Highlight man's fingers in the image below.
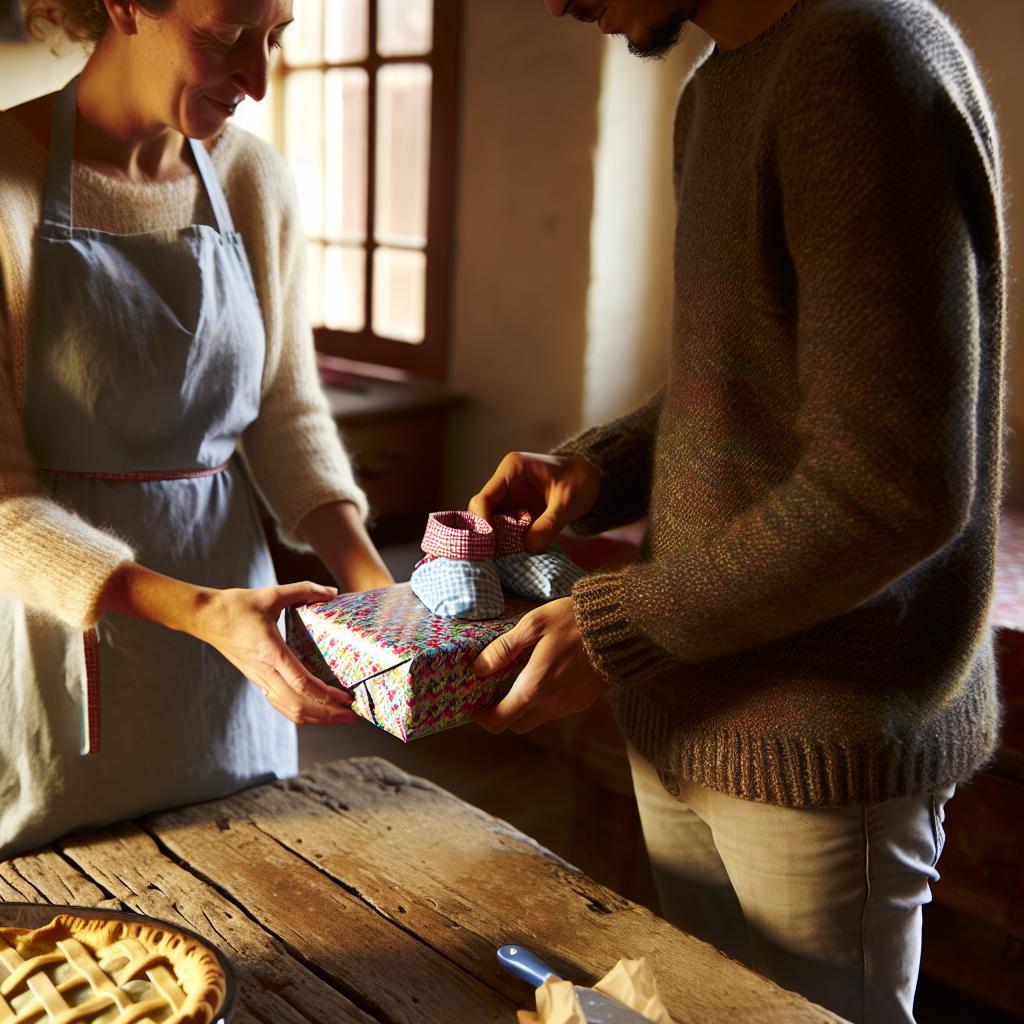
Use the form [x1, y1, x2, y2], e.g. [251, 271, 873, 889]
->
[508, 708, 553, 734]
[524, 508, 565, 554]
[474, 617, 539, 678]
[468, 457, 517, 519]
[472, 676, 538, 734]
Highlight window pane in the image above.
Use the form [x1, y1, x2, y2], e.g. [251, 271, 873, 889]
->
[375, 63, 432, 248]
[325, 0, 369, 63]
[378, 0, 433, 57]
[306, 242, 325, 327]
[284, 0, 323, 66]
[324, 69, 368, 244]
[285, 71, 324, 238]
[373, 247, 426, 344]
[324, 246, 366, 331]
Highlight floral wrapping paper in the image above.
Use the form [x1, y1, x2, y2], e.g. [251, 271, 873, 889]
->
[286, 583, 535, 742]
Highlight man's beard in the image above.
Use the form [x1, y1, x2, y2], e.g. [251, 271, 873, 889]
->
[626, 14, 686, 60]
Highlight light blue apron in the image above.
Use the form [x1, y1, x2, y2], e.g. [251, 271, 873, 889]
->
[0, 76, 296, 858]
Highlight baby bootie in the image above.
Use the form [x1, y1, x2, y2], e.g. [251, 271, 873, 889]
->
[411, 510, 505, 619]
[421, 509, 496, 560]
[495, 545, 586, 601]
[492, 509, 533, 557]
[410, 556, 505, 620]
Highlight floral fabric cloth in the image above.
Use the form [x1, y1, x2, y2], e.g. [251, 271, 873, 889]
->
[288, 583, 534, 741]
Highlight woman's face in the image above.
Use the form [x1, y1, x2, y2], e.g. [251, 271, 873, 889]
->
[127, 0, 293, 138]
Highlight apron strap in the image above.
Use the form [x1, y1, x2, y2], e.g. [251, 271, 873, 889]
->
[41, 73, 237, 236]
[41, 75, 78, 228]
[189, 137, 237, 235]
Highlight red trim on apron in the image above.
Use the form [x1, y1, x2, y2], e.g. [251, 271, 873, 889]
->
[37, 461, 232, 482]
[82, 627, 102, 754]
[42, 461, 232, 755]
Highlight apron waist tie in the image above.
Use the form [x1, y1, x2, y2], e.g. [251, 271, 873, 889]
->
[83, 628, 102, 754]
[38, 460, 232, 482]
[39, 460, 233, 755]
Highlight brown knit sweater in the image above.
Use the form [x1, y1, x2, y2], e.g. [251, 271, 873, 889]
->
[558, 0, 1006, 806]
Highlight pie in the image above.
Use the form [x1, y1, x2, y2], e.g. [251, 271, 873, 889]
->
[0, 913, 226, 1023]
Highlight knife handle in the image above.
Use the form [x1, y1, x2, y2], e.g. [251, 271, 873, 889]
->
[497, 945, 564, 988]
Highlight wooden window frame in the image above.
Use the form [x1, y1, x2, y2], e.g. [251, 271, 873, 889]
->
[273, 0, 461, 381]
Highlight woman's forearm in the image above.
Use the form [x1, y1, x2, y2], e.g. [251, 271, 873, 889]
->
[96, 561, 211, 632]
[296, 500, 393, 592]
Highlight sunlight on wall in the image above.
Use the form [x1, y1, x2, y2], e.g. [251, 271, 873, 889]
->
[583, 29, 708, 428]
[0, 36, 84, 109]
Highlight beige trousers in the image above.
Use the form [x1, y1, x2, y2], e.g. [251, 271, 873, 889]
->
[627, 745, 953, 1024]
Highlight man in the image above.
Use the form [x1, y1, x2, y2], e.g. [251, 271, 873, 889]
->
[468, 1, 1005, 1021]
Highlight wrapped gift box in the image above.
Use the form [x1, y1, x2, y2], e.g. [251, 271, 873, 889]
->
[286, 583, 535, 742]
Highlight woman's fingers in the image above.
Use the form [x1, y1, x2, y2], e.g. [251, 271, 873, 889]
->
[468, 479, 505, 520]
[273, 580, 339, 610]
[272, 643, 352, 709]
[256, 667, 356, 725]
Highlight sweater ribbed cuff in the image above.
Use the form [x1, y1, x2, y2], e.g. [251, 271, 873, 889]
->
[0, 495, 136, 629]
[572, 571, 673, 686]
[553, 429, 652, 538]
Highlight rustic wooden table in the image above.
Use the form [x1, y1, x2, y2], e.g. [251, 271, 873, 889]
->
[0, 757, 845, 1023]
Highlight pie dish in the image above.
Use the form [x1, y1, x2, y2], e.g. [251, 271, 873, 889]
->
[0, 910, 228, 1023]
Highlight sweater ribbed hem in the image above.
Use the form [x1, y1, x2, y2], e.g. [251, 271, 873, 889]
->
[572, 571, 673, 682]
[611, 648, 1002, 807]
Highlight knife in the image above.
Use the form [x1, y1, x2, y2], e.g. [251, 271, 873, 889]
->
[497, 944, 654, 1024]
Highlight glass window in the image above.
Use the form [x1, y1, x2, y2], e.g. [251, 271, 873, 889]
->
[239, 0, 458, 376]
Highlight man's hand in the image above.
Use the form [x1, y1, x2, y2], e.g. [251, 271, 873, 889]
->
[472, 597, 607, 733]
[469, 452, 600, 554]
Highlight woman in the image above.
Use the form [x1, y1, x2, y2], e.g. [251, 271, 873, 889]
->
[0, 0, 393, 857]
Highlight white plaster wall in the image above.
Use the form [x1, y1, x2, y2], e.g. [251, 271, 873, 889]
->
[582, 28, 707, 429]
[0, 34, 84, 108]
[441, 1, 604, 505]
[934, 0, 1024, 503]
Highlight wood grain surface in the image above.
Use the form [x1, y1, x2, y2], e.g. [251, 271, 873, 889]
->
[0, 757, 846, 1023]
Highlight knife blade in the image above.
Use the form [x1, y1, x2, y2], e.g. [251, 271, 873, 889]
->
[497, 944, 654, 1024]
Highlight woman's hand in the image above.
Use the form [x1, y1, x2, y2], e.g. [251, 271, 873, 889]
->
[185, 581, 356, 725]
[98, 565, 355, 725]
[469, 453, 601, 553]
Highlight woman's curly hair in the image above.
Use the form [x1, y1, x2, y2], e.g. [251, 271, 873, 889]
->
[23, 0, 174, 44]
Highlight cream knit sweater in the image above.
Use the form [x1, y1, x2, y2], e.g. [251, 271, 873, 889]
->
[0, 109, 368, 631]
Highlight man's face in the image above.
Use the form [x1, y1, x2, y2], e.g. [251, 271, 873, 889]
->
[543, 0, 695, 59]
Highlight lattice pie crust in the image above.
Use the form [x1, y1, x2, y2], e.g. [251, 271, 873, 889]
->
[0, 914, 225, 1023]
